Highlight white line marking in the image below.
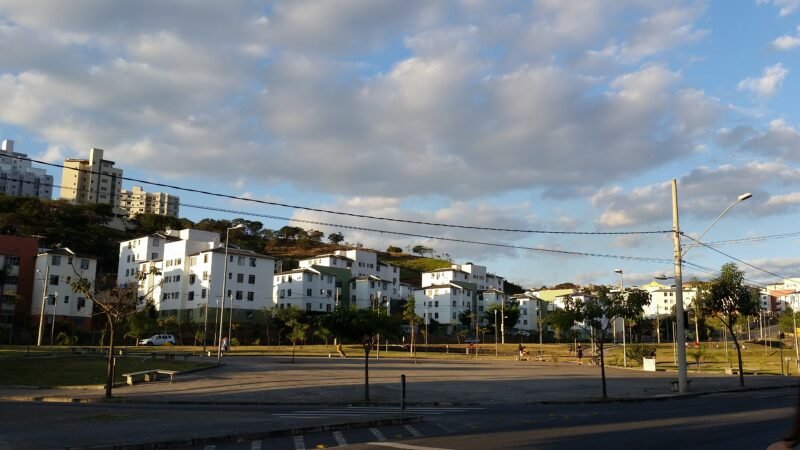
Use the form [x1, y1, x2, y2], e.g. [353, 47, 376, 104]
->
[404, 424, 422, 437]
[293, 435, 305, 450]
[366, 443, 453, 450]
[251, 441, 262, 450]
[203, 446, 215, 450]
[333, 431, 347, 446]
[436, 423, 453, 433]
[370, 427, 387, 442]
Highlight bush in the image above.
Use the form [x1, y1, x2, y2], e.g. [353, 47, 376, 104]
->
[625, 344, 657, 364]
[230, 337, 241, 346]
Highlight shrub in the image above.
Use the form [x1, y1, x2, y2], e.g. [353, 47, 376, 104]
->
[625, 344, 657, 364]
[230, 337, 241, 346]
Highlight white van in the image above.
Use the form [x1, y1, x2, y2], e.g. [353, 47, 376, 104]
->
[138, 334, 176, 346]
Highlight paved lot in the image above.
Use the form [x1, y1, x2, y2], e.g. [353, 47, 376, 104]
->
[1, 355, 796, 449]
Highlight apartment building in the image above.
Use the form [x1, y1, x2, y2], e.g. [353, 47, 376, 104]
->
[511, 293, 544, 332]
[273, 267, 338, 312]
[422, 262, 504, 292]
[117, 231, 183, 286]
[0, 235, 38, 331]
[124, 229, 275, 323]
[31, 248, 96, 330]
[413, 281, 477, 325]
[119, 186, 180, 217]
[0, 139, 53, 200]
[60, 148, 123, 211]
[640, 280, 698, 318]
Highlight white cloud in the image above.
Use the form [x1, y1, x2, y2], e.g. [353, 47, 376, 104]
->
[757, 0, 800, 16]
[772, 26, 800, 49]
[737, 64, 789, 97]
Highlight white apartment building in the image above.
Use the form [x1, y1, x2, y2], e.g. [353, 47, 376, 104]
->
[414, 281, 477, 325]
[31, 248, 96, 329]
[422, 262, 504, 292]
[119, 186, 180, 217]
[117, 231, 184, 286]
[60, 147, 123, 211]
[273, 267, 338, 312]
[350, 275, 396, 310]
[640, 281, 698, 317]
[512, 294, 544, 332]
[0, 139, 53, 200]
[123, 229, 275, 323]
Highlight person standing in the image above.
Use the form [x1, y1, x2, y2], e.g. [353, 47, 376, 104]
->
[220, 336, 229, 356]
[577, 343, 584, 365]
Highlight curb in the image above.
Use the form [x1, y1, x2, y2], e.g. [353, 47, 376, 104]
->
[65, 415, 423, 450]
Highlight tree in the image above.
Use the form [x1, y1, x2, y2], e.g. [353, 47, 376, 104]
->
[484, 302, 520, 334]
[386, 245, 402, 253]
[322, 305, 401, 401]
[561, 287, 650, 399]
[71, 267, 161, 398]
[328, 232, 345, 245]
[402, 296, 422, 358]
[412, 245, 433, 257]
[545, 308, 574, 342]
[457, 310, 473, 328]
[696, 263, 760, 387]
[287, 319, 309, 363]
[313, 324, 332, 346]
[125, 307, 156, 345]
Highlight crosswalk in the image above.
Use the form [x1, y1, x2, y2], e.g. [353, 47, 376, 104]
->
[199, 422, 452, 450]
[273, 405, 484, 419]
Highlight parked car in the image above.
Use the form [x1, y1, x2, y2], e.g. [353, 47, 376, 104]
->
[511, 329, 531, 337]
[138, 334, 176, 346]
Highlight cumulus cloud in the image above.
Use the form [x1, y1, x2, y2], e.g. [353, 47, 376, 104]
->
[720, 119, 800, 162]
[757, 0, 800, 16]
[737, 64, 789, 97]
[772, 26, 800, 49]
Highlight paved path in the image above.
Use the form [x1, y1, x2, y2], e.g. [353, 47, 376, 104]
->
[1, 355, 797, 449]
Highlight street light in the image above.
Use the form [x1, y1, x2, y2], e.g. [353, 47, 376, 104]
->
[614, 269, 626, 367]
[217, 224, 245, 362]
[671, 179, 751, 393]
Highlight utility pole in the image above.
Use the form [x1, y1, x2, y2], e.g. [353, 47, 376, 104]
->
[671, 179, 689, 393]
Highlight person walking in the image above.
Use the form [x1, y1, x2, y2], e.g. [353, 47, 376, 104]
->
[220, 336, 229, 356]
[577, 343, 583, 365]
[336, 342, 347, 358]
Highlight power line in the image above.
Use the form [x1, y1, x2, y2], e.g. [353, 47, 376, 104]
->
[181, 203, 675, 265]
[704, 231, 800, 246]
[16, 155, 671, 236]
[682, 234, 793, 283]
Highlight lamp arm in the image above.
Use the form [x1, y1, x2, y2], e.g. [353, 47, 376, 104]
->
[681, 199, 743, 259]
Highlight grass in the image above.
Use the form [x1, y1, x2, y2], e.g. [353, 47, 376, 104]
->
[0, 346, 215, 386]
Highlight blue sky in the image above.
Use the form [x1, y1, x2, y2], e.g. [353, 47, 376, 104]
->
[1, 0, 799, 289]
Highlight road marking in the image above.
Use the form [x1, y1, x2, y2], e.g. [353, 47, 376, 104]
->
[293, 435, 305, 450]
[333, 431, 347, 446]
[251, 441, 262, 450]
[370, 427, 387, 442]
[436, 423, 453, 433]
[404, 424, 422, 437]
[367, 443, 453, 450]
[203, 446, 215, 450]
[274, 406, 484, 419]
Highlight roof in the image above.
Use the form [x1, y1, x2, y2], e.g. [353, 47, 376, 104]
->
[202, 246, 274, 260]
[312, 265, 352, 278]
[302, 253, 354, 262]
[274, 267, 321, 276]
[426, 267, 468, 274]
[38, 247, 96, 260]
[449, 281, 478, 291]
[351, 275, 383, 282]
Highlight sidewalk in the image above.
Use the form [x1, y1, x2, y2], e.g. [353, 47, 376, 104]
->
[1, 356, 796, 449]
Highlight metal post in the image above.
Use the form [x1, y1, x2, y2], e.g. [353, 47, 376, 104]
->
[217, 226, 237, 362]
[494, 309, 498, 356]
[501, 299, 505, 344]
[227, 294, 233, 347]
[793, 295, 799, 369]
[616, 269, 626, 367]
[37, 264, 50, 346]
[49, 292, 58, 348]
[671, 179, 689, 392]
[202, 302, 208, 353]
[400, 374, 406, 417]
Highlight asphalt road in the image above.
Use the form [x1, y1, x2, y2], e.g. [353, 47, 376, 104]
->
[198, 387, 799, 450]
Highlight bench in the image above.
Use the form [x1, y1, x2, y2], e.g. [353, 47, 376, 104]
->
[122, 370, 156, 386]
[149, 352, 191, 361]
[725, 367, 759, 376]
[122, 369, 180, 385]
[669, 379, 693, 392]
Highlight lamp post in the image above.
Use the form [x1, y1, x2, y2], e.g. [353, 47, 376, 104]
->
[202, 302, 209, 354]
[36, 265, 50, 346]
[494, 309, 498, 356]
[49, 292, 58, 348]
[615, 269, 625, 367]
[671, 179, 751, 393]
[217, 224, 244, 362]
[501, 298, 505, 344]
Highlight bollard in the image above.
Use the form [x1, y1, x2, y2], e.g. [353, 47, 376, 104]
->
[400, 374, 406, 417]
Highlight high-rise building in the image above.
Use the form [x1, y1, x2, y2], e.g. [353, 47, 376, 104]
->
[0, 139, 53, 200]
[60, 148, 123, 210]
[119, 186, 180, 217]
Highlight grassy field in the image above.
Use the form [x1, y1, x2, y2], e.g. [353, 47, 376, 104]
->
[1, 339, 795, 386]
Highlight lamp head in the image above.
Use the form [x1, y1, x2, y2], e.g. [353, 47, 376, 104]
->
[738, 193, 752, 202]
[614, 269, 623, 274]
[231, 224, 246, 230]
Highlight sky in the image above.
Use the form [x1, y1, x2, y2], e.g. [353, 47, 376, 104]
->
[1, 0, 799, 290]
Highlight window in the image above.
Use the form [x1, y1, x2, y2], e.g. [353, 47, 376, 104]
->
[306, 303, 312, 311]
[247, 292, 254, 301]
[434, 312, 439, 319]
[189, 274, 196, 285]
[63, 295, 69, 304]
[188, 291, 195, 301]
[280, 290, 285, 298]
[435, 301, 439, 307]
[248, 275, 255, 284]
[203, 254, 208, 263]
[126, 254, 131, 263]
[235, 291, 243, 300]
[80, 259, 90, 270]
[49, 275, 59, 285]
[237, 273, 244, 283]
[307, 288, 312, 297]
[201, 289, 207, 299]
[238, 256, 245, 265]
[452, 301, 457, 306]
[202, 271, 208, 280]
[174, 274, 180, 282]
[326, 304, 332, 312]
[151, 252, 158, 260]
[153, 239, 160, 247]
[287, 289, 292, 297]
[77, 297, 86, 310]
[228, 272, 232, 280]
[190, 256, 197, 266]
[176, 258, 182, 265]
[51, 255, 61, 266]
[250, 258, 256, 267]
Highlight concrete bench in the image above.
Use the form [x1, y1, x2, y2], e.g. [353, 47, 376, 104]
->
[151, 369, 179, 383]
[149, 352, 191, 361]
[670, 379, 693, 392]
[122, 370, 156, 385]
[725, 367, 759, 375]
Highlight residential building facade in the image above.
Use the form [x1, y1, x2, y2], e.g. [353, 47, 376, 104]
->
[0, 235, 38, 331]
[273, 267, 337, 312]
[0, 139, 53, 200]
[30, 248, 96, 330]
[119, 186, 180, 217]
[414, 281, 477, 326]
[422, 262, 504, 292]
[60, 148, 123, 211]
